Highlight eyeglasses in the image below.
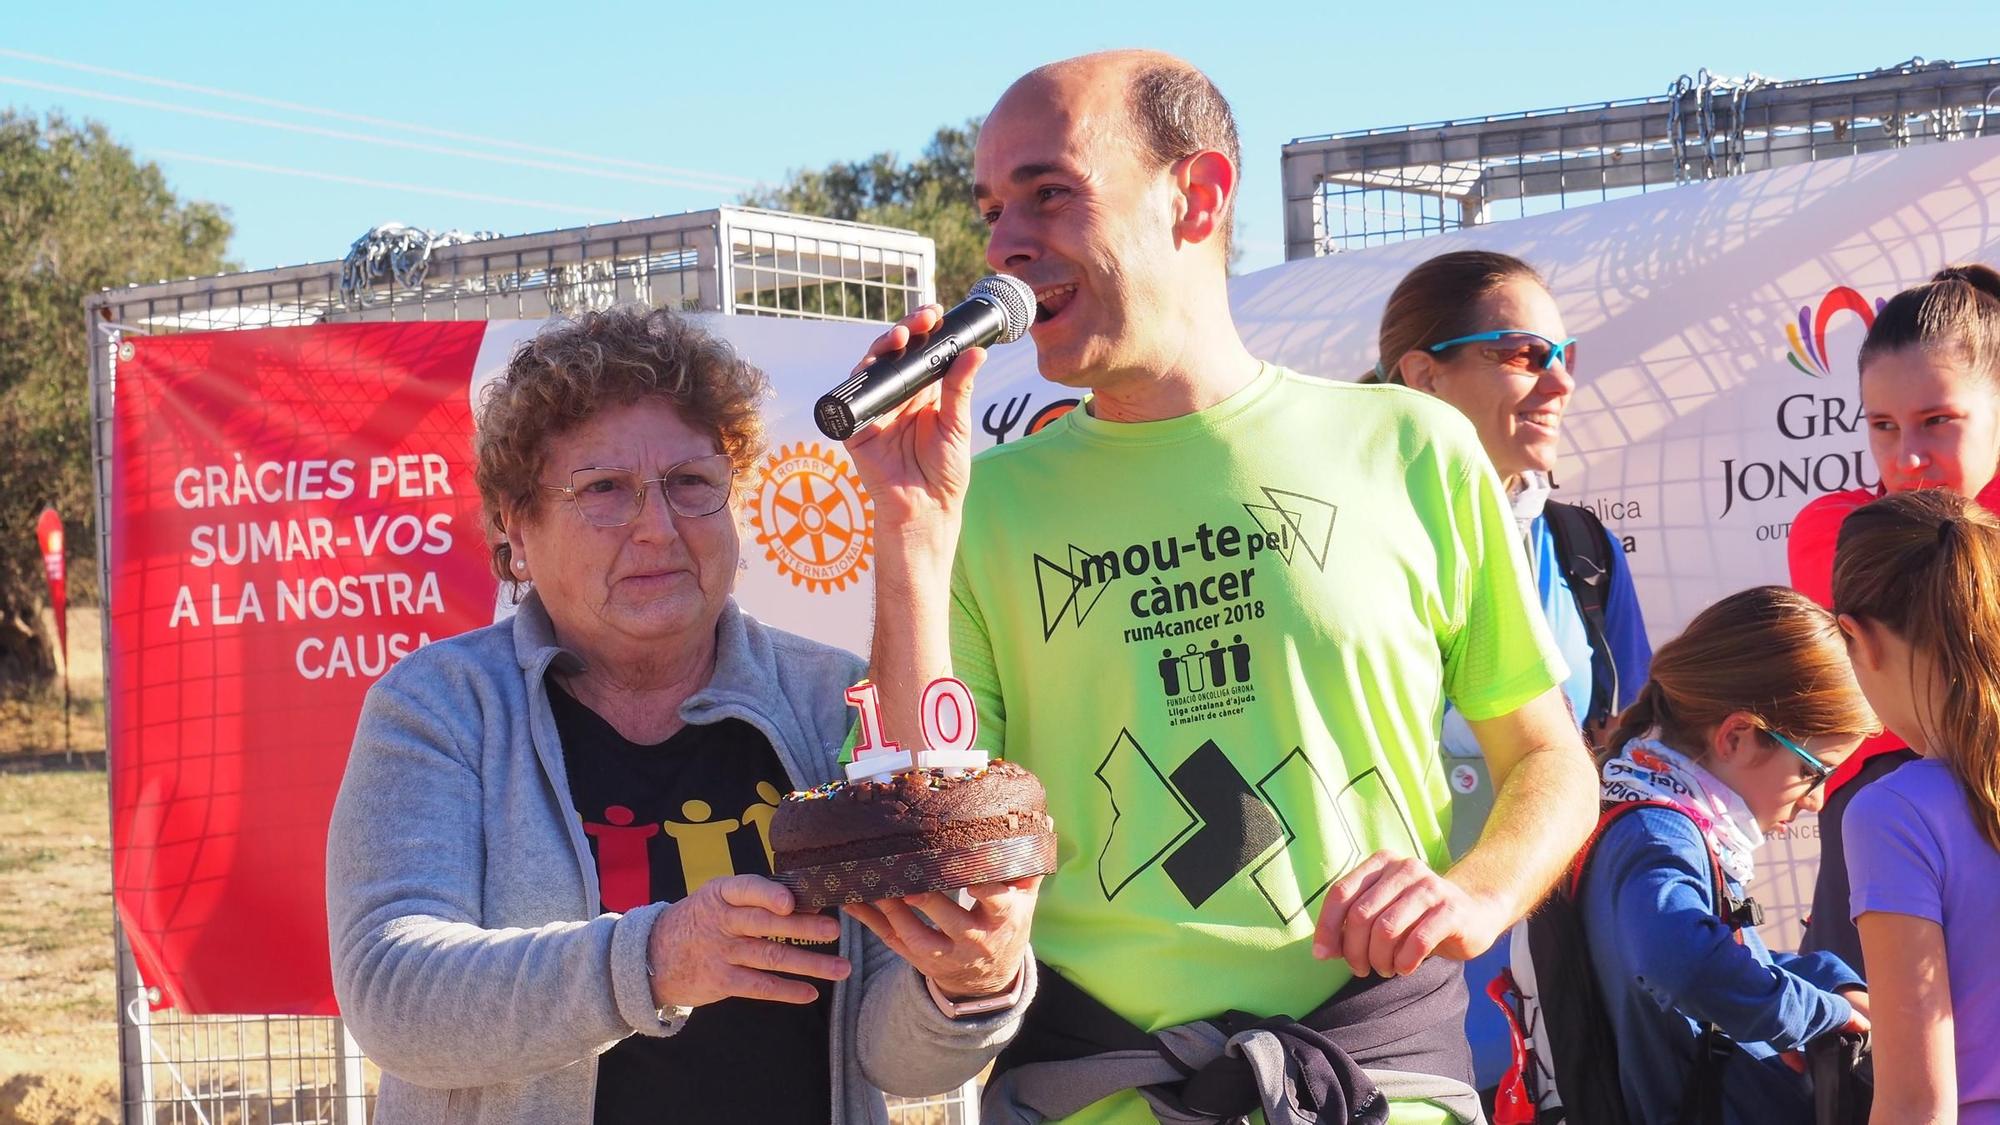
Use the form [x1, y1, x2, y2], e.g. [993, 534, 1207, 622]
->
[1427, 329, 1579, 376]
[541, 455, 736, 526]
[1766, 729, 1834, 797]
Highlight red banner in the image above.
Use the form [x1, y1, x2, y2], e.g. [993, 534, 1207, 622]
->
[36, 506, 65, 661]
[109, 322, 496, 1014]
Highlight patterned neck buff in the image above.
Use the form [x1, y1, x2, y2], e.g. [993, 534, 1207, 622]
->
[1600, 736, 1764, 885]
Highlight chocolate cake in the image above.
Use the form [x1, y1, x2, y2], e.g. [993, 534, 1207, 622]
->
[771, 761, 1057, 909]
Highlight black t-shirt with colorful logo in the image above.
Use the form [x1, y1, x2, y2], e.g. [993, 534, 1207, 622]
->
[550, 679, 831, 1125]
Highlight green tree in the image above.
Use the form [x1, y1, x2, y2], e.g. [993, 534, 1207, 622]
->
[0, 111, 233, 684]
[744, 118, 989, 303]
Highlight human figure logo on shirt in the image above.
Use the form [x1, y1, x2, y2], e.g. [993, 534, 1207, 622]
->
[580, 781, 784, 912]
[1158, 634, 1254, 697]
[1157, 634, 1260, 727]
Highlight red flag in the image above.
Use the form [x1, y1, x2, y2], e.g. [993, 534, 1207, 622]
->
[35, 506, 66, 664]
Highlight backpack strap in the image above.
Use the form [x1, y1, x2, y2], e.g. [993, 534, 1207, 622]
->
[1544, 502, 1619, 733]
[1570, 801, 1757, 933]
[1565, 801, 1661, 899]
[1574, 800, 1756, 1125]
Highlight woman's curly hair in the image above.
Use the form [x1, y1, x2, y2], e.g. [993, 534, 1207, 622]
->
[474, 305, 770, 583]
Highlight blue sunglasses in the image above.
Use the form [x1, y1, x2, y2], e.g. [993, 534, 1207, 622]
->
[1426, 329, 1578, 375]
[1766, 729, 1834, 796]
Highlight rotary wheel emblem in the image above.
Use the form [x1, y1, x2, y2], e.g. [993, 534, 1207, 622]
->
[750, 442, 873, 593]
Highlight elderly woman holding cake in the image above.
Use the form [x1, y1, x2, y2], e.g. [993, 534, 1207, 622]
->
[326, 306, 1039, 1125]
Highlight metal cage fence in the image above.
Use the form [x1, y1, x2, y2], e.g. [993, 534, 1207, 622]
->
[84, 208, 969, 1124]
[1282, 55, 2000, 257]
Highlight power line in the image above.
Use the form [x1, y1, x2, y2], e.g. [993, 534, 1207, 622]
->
[0, 75, 740, 195]
[148, 149, 628, 219]
[0, 47, 755, 190]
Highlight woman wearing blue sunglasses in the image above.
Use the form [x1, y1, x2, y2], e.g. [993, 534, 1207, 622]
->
[1371, 250, 1651, 754]
[1370, 251, 1659, 1098]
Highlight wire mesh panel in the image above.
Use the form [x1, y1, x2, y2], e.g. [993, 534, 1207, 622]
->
[723, 207, 934, 322]
[115, 985, 366, 1125]
[85, 208, 948, 1125]
[1282, 55, 2000, 257]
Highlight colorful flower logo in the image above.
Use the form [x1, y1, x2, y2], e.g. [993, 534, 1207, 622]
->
[749, 442, 873, 594]
[1785, 286, 1888, 377]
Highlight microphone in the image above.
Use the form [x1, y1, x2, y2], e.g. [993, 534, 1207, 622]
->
[814, 274, 1036, 441]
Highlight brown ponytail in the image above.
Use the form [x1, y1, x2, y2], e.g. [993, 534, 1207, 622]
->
[1374, 251, 1546, 385]
[1857, 263, 2000, 385]
[1834, 489, 2000, 850]
[1601, 678, 1669, 766]
[1599, 586, 1879, 767]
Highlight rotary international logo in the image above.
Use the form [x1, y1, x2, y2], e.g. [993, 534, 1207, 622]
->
[749, 442, 873, 594]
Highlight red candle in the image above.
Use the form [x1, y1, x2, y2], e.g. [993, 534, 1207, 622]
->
[843, 677, 988, 781]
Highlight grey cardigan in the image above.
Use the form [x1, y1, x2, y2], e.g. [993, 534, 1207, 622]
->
[327, 594, 1034, 1123]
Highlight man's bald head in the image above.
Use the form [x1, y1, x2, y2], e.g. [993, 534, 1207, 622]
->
[994, 51, 1243, 261]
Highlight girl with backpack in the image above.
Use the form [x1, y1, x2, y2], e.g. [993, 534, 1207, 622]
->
[1789, 264, 2000, 975]
[1578, 586, 1876, 1124]
[1833, 489, 2000, 1124]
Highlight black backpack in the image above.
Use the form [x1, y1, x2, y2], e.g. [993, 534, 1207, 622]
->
[1543, 501, 1619, 735]
[1492, 800, 1759, 1125]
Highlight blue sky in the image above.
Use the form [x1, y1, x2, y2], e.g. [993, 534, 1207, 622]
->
[5, 2, 1992, 277]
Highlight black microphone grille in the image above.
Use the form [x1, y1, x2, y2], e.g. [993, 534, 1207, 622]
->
[969, 274, 1036, 345]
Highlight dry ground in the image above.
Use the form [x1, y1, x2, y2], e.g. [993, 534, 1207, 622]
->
[0, 769, 118, 1124]
[1, 608, 105, 768]
[1, 607, 118, 1123]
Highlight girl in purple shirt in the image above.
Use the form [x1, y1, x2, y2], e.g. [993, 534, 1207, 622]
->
[1834, 487, 2000, 1125]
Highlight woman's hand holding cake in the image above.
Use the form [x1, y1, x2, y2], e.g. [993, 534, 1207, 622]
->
[644, 874, 852, 1010]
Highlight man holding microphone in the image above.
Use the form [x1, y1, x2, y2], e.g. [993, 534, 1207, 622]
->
[841, 50, 1598, 1124]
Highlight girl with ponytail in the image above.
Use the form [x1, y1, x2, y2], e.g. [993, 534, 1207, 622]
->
[1579, 586, 1878, 1124]
[1833, 489, 2000, 1123]
[1790, 262, 2000, 975]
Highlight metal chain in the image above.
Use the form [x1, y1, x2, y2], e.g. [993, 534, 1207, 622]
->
[1667, 56, 1988, 178]
[1667, 73, 1694, 181]
[339, 223, 498, 308]
[1669, 67, 1773, 183]
[1867, 57, 1964, 146]
[547, 259, 621, 315]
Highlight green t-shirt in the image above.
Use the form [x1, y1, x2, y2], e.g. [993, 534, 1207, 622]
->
[950, 365, 1566, 1124]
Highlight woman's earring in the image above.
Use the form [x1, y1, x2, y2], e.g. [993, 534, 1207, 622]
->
[513, 557, 527, 574]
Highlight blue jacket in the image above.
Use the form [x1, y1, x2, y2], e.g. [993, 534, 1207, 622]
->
[1578, 806, 1861, 1125]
